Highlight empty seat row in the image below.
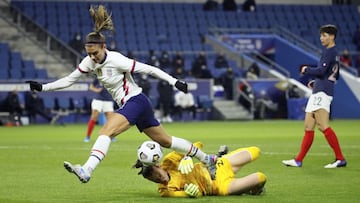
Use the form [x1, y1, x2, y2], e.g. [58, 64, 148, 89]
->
[0, 43, 49, 80]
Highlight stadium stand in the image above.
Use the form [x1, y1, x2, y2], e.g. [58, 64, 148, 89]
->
[3, 1, 360, 120]
[0, 42, 49, 80]
[10, 2, 360, 70]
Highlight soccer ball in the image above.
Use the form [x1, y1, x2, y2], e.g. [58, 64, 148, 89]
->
[137, 141, 163, 165]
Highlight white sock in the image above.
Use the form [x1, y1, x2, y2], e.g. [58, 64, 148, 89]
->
[170, 136, 207, 163]
[83, 135, 111, 174]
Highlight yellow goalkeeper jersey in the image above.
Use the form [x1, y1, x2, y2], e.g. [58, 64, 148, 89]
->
[157, 150, 216, 197]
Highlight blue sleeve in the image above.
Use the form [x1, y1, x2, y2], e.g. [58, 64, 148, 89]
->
[304, 48, 337, 78]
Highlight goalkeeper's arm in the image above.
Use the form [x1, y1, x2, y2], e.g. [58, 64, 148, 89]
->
[159, 184, 201, 198]
[178, 156, 194, 174]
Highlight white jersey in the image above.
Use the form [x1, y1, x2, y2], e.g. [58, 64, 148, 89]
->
[42, 51, 177, 107]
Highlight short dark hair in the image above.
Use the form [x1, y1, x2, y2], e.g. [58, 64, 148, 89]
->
[319, 24, 337, 39]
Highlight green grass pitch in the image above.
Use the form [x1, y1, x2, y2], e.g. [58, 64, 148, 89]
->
[0, 120, 359, 203]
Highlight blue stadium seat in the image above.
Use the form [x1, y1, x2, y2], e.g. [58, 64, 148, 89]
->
[10, 60, 22, 70]
[0, 69, 9, 80]
[36, 69, 48, 79]
[9, 68, 22, 79]
[42, 96, 55, 111]
[23, 60, 36, 70]
[10, 52, 23, 69]
[56, 97, 71, 111]
[71, 96, 87, 111]
[12, 1, 359, 62]
[197, 95, 213, 110]
[23, 69, 36, 79]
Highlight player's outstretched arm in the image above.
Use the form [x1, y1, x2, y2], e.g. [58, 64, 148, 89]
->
[26, 69, 83, 91]
[133, 61, 188, 93]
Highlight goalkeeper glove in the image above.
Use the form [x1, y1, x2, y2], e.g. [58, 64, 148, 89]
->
[184, 183, 199, 198]
[175, 80, 188, 93]
[178, 156, 193, 174]
[26, 81, 43, 91]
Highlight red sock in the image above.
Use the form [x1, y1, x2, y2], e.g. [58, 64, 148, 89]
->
[295, 130, 314, 162]
[323, 127, 345, 160]
[86, 119, 96, 138]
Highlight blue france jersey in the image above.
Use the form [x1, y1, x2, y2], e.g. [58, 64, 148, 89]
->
[93, 78, 113, 101]
[304, 46, 339, 96]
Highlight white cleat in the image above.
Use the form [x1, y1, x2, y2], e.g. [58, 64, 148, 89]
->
[282, 159, 302, 167]
[84, 137, 90, 143]
[324, 160, 347, 169]
[64, 161, 91, 183]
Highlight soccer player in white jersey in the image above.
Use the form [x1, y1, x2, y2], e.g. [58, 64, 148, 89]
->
[26, 5, 216, 183]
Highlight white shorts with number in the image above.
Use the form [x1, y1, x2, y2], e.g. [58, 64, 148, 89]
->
[305, 92, 333, 113]
[91, 99, 114, 112]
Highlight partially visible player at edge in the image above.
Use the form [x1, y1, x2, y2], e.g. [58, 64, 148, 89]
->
[26, 5, 216, 183]
[84, 78, 115, 143]
[282, 24, 347, 168]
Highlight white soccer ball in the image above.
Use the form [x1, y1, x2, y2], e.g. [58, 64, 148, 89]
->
[137, 141, 163, 165]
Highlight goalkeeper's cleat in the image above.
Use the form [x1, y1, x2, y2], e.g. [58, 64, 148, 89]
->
[217, 145, 229, 157]
[282, 159, 302, 167]
[64, 161, 91, 183]
[324, 159, 347, 169]
[247, 184, 266, 196]
[84, 136, 90, 143]
[206, 154, 218, 180]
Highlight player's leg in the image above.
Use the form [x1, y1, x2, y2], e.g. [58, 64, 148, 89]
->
[314, 109, 346, 168]
[85, 99, 101, 142]
[103, 100, 115, 120]
[65, 113, 131, 183]
[84, 109, 99, 142]
[227, 172, 267, 195]
[125, 93, 215, 165]
[295, 112, 316, 161]
[224, 147, 260, 173]
[282, 112, 316, 167]
[143, 126, 215, 165]
[103, 101, 116, 141]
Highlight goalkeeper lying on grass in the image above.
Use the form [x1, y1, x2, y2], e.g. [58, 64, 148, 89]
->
[133, 142, 267, 198]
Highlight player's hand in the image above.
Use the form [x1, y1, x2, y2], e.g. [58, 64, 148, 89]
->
[300, 66, 307, 74]
[175, 80, 188, 93]
[26, 81, 42, 91]
[184, 183, 199, 198]
[178, 156, 193, 174]
[307, 80, 314, 89]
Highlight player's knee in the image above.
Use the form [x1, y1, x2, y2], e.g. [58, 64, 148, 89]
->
[248, 146, 261, 161]
[256, 172, 267, 184]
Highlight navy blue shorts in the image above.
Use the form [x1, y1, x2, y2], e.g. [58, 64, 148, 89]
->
[116, 93, 160, 132]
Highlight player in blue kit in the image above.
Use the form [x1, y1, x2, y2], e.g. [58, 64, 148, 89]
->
[84, 78, 115, 143]
[26, 5, 216, 183]
[282, 24, 346, 169]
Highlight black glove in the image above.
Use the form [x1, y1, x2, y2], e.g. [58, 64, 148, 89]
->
[175, 80, 188, 93]
[26, 81, 43, 91]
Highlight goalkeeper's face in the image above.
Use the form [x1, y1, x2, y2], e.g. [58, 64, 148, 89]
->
[144, 166, 169, 184]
